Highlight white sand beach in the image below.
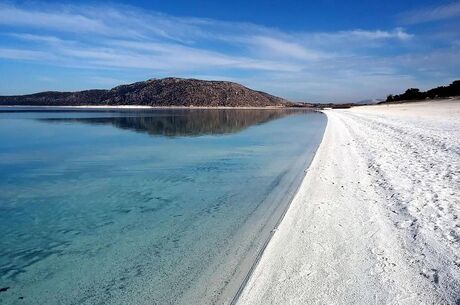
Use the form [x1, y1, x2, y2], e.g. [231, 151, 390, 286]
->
[237, 100, 460, 304]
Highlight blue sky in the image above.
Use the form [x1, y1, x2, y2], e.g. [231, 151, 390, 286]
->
[0, 0, 459, 102]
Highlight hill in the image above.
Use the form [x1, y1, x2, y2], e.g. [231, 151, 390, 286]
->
[0, 78, 296, 108]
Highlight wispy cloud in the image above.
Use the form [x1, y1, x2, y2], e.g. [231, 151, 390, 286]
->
[341, 28, 412, 40]
[400, 1, 460, 24]
[9, 33, 302, 72]
[0, 3, 410, 72]
[245, 36, 327, 60]
[0, 47, 52, 60]
[311, 28, 412, 41]
[0, 4, 111, 34]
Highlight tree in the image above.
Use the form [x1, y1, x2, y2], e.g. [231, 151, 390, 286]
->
[386, 94, 394, 102]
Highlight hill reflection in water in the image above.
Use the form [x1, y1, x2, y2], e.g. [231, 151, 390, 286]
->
[39, 109, 310, 137]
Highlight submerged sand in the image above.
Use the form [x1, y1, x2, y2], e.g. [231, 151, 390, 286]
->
[237, 100, 460, 304]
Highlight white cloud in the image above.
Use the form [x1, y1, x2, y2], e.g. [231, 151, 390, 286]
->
[246, 36, 326, 60]
[303, 28, 412, 47]
[344, 28, 412, 40]
[8, 33, 74, 44]
[0, 4, 110, 34]
[400, 2, 460, 24]
[0, 48, 52, 60]
[7, 34, 301, 72]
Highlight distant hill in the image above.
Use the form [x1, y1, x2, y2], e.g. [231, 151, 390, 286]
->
[0, 78, 297, 108]
[385, 80, 460, 103]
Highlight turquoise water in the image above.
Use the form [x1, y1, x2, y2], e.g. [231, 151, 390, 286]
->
[0, 108, 326, 305]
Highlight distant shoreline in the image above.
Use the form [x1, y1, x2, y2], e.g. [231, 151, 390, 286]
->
[0, 105, 313, 110]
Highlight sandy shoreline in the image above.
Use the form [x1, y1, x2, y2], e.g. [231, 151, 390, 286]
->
[237, 100, 460, 304]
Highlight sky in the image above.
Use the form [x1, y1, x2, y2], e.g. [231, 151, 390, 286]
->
[0, 0, 459, 102]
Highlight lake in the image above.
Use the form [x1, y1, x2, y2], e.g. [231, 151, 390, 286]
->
[0, 108, 326, 305]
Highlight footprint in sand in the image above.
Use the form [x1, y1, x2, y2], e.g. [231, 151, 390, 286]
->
[398, 219, 414, 229]
[421, 268, 439, 285]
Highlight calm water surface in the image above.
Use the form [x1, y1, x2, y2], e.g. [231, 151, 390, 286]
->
[0, 108, 326, 305]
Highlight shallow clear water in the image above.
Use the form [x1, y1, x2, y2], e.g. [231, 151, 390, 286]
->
[0, 108, 326, 305]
